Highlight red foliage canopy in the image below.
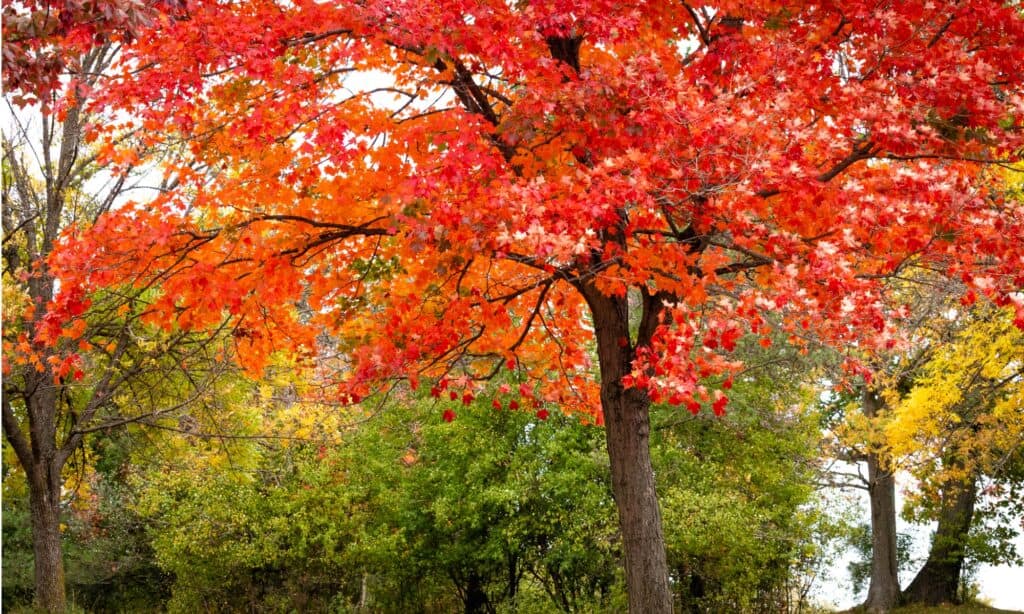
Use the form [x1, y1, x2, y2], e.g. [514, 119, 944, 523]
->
[45, 0, 1024, 417]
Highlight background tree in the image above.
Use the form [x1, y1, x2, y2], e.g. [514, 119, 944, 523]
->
[822, 272, 974, 611]
[132, 384, 622, 614]
[826, 272, 1024, 610]
[121, 336, 833, 613]
[104, 334, 833, 614]
[1, 45, 236, 611]
[886, 306, 1024, 605]
[652, 332, 833, 613]
[38, 2, 1024, 611]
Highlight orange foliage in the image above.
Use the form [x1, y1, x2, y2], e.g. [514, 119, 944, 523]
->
[42, 0, 1024, 418]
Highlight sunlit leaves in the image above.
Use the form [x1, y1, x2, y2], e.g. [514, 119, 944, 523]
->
[40, 0, 1024, 421]
[886, 307, 1024, 495]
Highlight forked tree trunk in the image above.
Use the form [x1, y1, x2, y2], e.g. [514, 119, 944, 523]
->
[902, 474, 977, 606]
[862, 390, 900, 613]
[585, 285, 673, 614]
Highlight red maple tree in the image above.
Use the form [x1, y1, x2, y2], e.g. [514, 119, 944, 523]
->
[35, 1, 1024, 610]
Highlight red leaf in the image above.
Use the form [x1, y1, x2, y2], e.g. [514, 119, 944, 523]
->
[712, 394, 728, 416]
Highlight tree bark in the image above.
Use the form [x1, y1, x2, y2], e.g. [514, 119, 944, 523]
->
[23, 370, 70, 613]
[603, 384, 673, 614]
[11, 374, 69, 612]
[4, 337, 74, 614]
[28, 464, 67, 613]
[902, 475, 977, 605]
[862, 390, 900, 613]
[584, 285, 673, 614]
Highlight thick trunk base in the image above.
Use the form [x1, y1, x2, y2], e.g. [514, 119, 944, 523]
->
[902, 564, 962, 606]
[902, 478, 976, 606]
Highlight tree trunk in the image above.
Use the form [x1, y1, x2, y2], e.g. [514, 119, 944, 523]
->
[687, 572, 706, 614]
[862, 390, 900, 613]
[4, 368, 71, 613]
[603, 385, 673, 614]
[902, 475, 977, 605]
[28, 460, 67, 613]
[359, 573, 369, 610]
[463, 572, 490, 614]
[584, 285, 673, 614]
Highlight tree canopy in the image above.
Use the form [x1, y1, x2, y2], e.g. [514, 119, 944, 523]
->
[4, 0, 1024, 611]
[49, 0, 1024, 403]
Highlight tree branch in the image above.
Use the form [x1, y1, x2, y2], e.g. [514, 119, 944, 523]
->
[2, 392, 35, 481]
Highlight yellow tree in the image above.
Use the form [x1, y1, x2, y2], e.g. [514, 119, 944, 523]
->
[883, 307, 1024, 606]
[827, 275, 961, 612]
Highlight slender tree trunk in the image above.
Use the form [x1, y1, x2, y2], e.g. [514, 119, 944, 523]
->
[359, 573, 369, 610]
[7, 369, 71, 613]
[28, 460, 67, 613]
[5, 372, 72, 614]
[2, 48, 114, 614]
[902, 475, 977, 605]
[584, 285, 673, 614]
[862, 390, 900, 613]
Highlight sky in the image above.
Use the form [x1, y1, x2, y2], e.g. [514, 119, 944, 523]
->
[812, 470, 1024, 611]
[980, 562, 1024, 609]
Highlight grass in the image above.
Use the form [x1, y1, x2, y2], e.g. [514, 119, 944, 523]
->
[839, 604, 1022, 614]
[890, 605, 1022, 614]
